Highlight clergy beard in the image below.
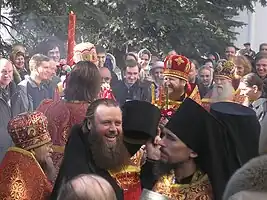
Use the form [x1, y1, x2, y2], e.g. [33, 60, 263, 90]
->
[88, 127, 130, 171]
[39, 157, 56, 182]
[155, 161, 177, 177]
[210, 82, 234, 102]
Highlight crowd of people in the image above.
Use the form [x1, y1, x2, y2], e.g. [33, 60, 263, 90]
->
[0, 38, 267, 200]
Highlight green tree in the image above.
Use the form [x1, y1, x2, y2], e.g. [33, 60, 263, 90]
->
[1, 0, 266, 60]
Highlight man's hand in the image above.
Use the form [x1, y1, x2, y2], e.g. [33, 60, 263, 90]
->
[145, 127, 161, 161]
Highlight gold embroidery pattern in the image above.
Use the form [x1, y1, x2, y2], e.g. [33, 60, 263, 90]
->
[214, 60, 235, 79]
[164, 69, 189, 81]
[130, 149, 144, 167]
[109, 150, 143, 190]
[153, 170, 213, 200]
[8, 112, 51, 151]
[175, 57, 185, 65]
[0, 147, 52, 200]
[155, 85, 202, 110]
[10, 181, 26, 199]
[37, 100, 89, 181]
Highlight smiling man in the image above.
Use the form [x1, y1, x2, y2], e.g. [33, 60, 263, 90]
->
[51, 99, 130, 200]
[51, 99, 161, 200]
[202, 59, 246, 111]
[12, 54, 52, 114]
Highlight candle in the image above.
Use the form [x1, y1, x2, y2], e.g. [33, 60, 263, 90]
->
[151, 84, 155, 104]
[165, 86, 169, 109]
[67, 11, 76, 67]
[159, 86, 163, 107]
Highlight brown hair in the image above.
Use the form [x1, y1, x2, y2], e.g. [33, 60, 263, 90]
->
[28, 54, 50, 72]
[82, 98, 119, 132]
[255, 52, 267, 63]
[125, 52, 138, 62]
[9, 51, 25, 63]
[64, 61, 101, 101]
[233, 55, 252, 75]
[241, 73, 263, 91]
[124, 59, 141, 74]
[259, 43, 267, 51]
[85, 98, 119, 121]
[57, 174, 117, 200]
[190, 59, 200, 70]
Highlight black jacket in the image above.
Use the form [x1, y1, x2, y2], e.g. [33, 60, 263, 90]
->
[0, 82, 17, 162]
[112, 80, 151, 106]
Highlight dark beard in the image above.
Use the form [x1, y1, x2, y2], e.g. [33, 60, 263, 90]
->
[88, 128, 130, 171]
[155, 161, 177, 178]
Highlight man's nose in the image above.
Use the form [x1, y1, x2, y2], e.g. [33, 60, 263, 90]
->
[49, 146, 53, 153]
[240, 90, 246, 95]
[109, 123, 116, 131]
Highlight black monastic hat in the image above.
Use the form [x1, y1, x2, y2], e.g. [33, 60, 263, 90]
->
[122, 100, 161, 155]
[210, 102, 260, 169]
[165, 98, 232, 200]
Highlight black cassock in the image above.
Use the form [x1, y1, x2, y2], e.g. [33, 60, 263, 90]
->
[50, 124, 155, 200]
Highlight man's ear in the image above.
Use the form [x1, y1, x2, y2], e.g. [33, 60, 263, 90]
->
[252, 85, 259, 93]
[87, 120, 92, 130]
[190, 151, 198, 158]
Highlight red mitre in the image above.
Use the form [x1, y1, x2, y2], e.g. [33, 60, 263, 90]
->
[7, 111, 51, 151]
[164, 54, 191, 81]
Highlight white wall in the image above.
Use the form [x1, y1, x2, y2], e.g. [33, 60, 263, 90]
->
[0, 7, 16, 44]
[233, 3, 267, 52]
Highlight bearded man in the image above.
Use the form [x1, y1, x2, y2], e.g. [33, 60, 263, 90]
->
[154, 54, 201, 121]
[141, 98, 259, 200]
[51, 99, 161, 200]
[0, 111, 55, 200]
[202, 59, 246, 111]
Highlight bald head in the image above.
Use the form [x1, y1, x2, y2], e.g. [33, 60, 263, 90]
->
[58, 174, 117, 200]
[0, 58, 13, 87]
[99, 67, 112, 84]
[0, 58, 11, 66]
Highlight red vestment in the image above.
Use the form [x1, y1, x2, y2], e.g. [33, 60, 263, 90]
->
[109, 149, 144, 200]
[37, 99, 89, 177]
[0, 147, 52, 200]
[99, 88, 116, 100]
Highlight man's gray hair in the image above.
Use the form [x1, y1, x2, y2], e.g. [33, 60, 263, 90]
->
[57, 174, 117, 200]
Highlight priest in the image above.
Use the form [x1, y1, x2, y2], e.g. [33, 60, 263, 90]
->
[0, 111, 54, 200]
[153, 54, 202, 122]
[202, 59, 246, 111]
[50, 99, 161, 200]
[142, 98, 258, 200]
